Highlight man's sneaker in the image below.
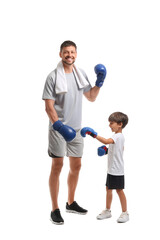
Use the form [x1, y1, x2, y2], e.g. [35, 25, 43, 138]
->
[66, 201, 88, 215]
[97, 209, 112, 220]
[117, 211, 129, 223]
[50, 209, 64, 225]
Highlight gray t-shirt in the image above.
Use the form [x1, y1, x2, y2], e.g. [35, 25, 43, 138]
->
[42, 68, 92, 130]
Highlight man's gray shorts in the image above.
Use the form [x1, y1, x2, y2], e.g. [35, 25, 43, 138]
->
[48, 129, 84, 158]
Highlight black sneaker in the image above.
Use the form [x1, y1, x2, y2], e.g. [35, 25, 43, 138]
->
[50, 209, 64, 225]
[66, 201, 88, 215]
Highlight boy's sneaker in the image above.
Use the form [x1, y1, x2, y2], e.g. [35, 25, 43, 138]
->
[97, 209, 112, 220]
[50, 209, 64, 225]
[117, 211, 129, 223]
[66, 201, 88, 215]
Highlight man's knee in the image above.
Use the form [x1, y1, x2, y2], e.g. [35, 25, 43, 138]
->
[51, 159, 63, 175]
[74, 162, 81, 172]
[69, 158, 82, 174]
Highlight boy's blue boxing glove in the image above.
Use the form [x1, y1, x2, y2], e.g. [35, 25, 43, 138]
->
[52, 120, 76, 142]
[98, 145, 108, 156]
[80, 127, 97, 138]
[94, 64, 107, 87]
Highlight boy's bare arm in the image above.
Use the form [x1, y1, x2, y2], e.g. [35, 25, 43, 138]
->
[96, 135, 114, 145]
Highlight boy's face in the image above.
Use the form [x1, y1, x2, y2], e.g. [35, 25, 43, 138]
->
[109, 121, 123, 133]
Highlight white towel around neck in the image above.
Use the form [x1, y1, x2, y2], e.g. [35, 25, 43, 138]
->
[55, 61, 89, 94]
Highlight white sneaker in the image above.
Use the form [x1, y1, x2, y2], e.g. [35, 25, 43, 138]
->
[97, 209, 112, 220]
[117, 211, 129, 223]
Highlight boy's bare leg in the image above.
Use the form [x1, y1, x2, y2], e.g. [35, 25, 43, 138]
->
[116, 189, 127, 212]
[106, 187, 113, 209]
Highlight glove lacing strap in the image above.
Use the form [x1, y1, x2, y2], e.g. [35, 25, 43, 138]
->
[86, 131, 96, 138]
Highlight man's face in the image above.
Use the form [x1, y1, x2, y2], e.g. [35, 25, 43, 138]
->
[59, 46, 77, 65]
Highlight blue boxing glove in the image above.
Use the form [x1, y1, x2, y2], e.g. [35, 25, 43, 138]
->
[98, 145, 108, 156]
[80, 127, 97, 138]
[52, 120, 76, 142]
[94, 64, 107, 87]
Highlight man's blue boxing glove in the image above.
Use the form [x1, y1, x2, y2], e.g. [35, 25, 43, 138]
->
[80, 127, 97, 138]
[94, 64, 107, 87]
[98, 145, 108, 156]
[52, 120, 76, 142]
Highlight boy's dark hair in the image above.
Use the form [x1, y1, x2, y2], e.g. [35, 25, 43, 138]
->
[108, 112, 128, 129]
[60, 40, 77, 52]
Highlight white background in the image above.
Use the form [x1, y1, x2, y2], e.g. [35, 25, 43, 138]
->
[0, 0, 160, 239]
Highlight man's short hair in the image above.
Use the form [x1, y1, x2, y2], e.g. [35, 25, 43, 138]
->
[108, 112, 128, 129]
[60, 40, 77, 52]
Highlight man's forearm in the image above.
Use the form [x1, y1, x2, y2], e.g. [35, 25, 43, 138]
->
[46, 107, 59, 124]
[88, 86, 100, 101]
[45, 100, 59, 124]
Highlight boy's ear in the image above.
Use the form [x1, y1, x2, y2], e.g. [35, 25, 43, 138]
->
[118, 122, 123, 128]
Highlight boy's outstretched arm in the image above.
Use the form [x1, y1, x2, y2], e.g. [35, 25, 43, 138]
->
[81, 127, 114, 144]
[80, 127, 114, 145]
[96, 135, 114, 145]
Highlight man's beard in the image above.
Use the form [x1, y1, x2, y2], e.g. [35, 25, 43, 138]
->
[62, 57, 75, 65]
[62, 60, 75, 65]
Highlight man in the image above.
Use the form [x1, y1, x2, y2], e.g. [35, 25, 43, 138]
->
[42, 40, 107, 224]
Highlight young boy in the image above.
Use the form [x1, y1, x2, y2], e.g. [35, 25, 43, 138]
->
[81, 112, 129, 223]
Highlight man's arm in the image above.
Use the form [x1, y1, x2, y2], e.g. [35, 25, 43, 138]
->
[83, 64, 107, 102]
[45, 99, 76, 142]
[83, 86, 100, 102]
[45, 99, 58, 124]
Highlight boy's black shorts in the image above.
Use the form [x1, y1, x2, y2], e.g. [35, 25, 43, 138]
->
[106, 174, 125, 189]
